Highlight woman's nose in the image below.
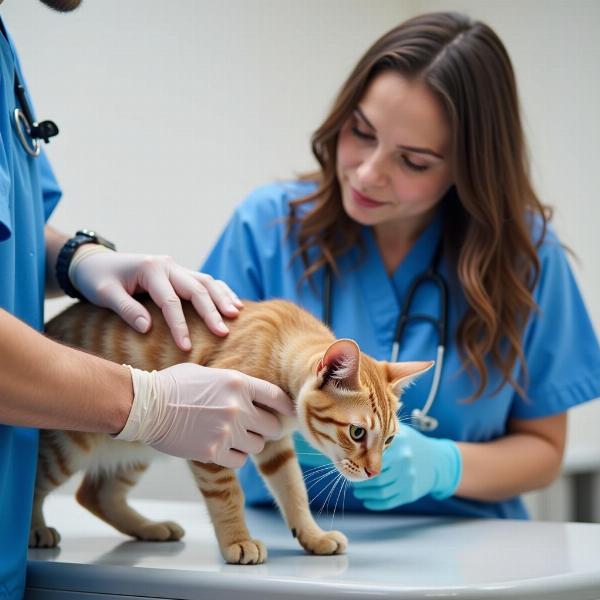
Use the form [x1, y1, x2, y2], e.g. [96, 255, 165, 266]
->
[356, 151, 387, 188]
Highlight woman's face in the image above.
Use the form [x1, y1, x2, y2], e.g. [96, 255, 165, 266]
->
[336, 71, 453, 232]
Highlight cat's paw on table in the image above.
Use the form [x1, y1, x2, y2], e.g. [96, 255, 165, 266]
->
[223, 538, 267, 564]
[298, 527, 348, 555]
[29, 525, 61, 548]
[132, 520, 185, 541]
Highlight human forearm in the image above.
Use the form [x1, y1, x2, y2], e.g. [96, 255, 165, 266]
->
[456, 414, 566, 501]
[44, 224, 68, 297]
[0, 308, 132, 433]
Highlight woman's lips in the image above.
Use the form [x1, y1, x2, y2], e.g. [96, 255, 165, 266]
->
[351, 187, 387, 209]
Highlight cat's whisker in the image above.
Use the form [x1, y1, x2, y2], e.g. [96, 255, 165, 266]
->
[342, 478, 349, 521]
[330, 475, 347, 529]
[302, 464, 337, 480]
[302, 463, 336, 475]
[303, 471, 335, 487]
[308, 471, 342, 507]
[317, 473, 345, 520]
[396, 415, 416, 423]
[301, 458, 346, 478]
[321, 475, 344, 515]
[305, 468, 338, 494]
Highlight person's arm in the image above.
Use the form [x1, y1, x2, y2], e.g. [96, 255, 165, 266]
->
[456, 413, 566, 501]
[44, 224, 68, 297]
[0, 307, 131, 432]
[353, 413, 566, 510]
[0, 307, 294, 468]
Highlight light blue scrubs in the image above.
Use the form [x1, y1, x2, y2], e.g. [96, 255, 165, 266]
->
[202, 181, 600, 520]
[0, 21, 61, 600]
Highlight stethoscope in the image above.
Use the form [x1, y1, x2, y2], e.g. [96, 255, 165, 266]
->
[323, 241, 448, 432]
[0, 18, 59, 157]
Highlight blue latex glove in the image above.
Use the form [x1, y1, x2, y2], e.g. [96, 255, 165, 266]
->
[352, 425, 462, 510]
[293, 431, 331, 467]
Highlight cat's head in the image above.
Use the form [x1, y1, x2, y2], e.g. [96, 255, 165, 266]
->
[296, 339, 433, 482]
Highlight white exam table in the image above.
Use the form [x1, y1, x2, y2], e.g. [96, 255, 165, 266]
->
[26, 494, 600, 599]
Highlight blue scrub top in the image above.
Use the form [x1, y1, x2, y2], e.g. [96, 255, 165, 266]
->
[0, 22, 61, 600]
[201, 180, 600, 520]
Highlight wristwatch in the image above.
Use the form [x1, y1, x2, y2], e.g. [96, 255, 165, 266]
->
[55, 229, 116, 299]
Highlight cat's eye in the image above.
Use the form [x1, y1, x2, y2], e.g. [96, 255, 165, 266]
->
[385, 435, 395, 445]
[349, 424, 366, 442]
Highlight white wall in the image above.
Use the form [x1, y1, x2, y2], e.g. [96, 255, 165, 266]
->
[3, 0, 599, 510]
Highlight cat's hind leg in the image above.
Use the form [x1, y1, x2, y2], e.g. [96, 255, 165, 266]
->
[29, 430, 97, 548]
[189, 461, 266, 565]
[76, 462, 184, 541]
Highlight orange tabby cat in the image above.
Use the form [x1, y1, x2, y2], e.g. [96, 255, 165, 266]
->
[30, 297, 432, 564]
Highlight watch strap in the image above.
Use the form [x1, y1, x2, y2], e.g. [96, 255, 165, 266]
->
[55, 230, 116, 300]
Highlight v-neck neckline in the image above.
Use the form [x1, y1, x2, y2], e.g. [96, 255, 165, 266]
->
[352, 212, 443, 355]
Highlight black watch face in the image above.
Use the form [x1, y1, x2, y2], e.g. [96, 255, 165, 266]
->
[76, 229, 116, 251]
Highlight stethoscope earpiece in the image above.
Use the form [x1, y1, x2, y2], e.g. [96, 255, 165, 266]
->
[411, 409, 439, 432]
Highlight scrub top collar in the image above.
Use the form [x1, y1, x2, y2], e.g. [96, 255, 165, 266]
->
[352, 210, 443, 356]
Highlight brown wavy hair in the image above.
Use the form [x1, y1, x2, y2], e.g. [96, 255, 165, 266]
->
[287, 12, 552, 401]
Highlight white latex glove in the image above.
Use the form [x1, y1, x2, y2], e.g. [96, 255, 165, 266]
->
[116, 363, 295, 469]
[69, 246, 242, 351]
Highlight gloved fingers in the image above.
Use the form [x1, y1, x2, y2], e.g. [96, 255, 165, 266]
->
[168, 269, 240, 337]
[140, 270, 193, 352]
[363, 494, 408, 511]
[352, 470, 398, 489]
[381, 445, 413, 469]
[96, 281, 153, 334]
[246, 374, 295, 417]
[352, 481, 402, 501]
[232, 431, 266, 456]
[192, 272, 244, 313]
[247, 406, 283, 440]
[217, 449, 248, 470]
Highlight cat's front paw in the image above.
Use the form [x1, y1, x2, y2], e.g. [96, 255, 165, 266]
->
[223, 539, 267, 565]
[298, 528, 347, 555]
[133, 520, 185, 541]
[29, 526, 61, 548]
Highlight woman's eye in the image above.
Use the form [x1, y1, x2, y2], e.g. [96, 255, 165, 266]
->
[401, 155, 429, 172]
[349, 424, 366, 442]
[351, 125, 375, 141]
[385, 435, 395, 445]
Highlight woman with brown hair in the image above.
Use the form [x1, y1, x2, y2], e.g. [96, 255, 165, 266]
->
[202, 12, 600, 518]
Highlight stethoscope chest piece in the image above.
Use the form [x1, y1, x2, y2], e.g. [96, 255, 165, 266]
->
[411, 408, 439, 432]
[13, 108, 59, 158]
[14, 108, 40, 157]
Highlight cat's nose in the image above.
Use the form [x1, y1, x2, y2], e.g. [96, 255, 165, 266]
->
[364, 467, 379, 478]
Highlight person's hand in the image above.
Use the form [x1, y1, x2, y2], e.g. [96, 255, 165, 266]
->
[293, 431, 332, 467]
[352, 425, 462, 510]
[115, 363, 295, 469]
[69, 246, 242, 351]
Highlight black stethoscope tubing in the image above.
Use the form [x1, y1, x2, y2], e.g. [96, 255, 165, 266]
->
[0, 18, 59, 158]
[322, 241, 448, 431]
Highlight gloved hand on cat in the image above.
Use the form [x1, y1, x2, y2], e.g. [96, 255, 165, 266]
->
[114, 363, 294, 469]
[352, 424, 462, 510]
[68, 245, 242, 351]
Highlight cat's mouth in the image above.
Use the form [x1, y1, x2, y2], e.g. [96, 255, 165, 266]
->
[334, 458, 370, 482]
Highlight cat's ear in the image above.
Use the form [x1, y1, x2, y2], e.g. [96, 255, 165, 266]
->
[316, 339, 361, 390]
[385, 360, 434, 396]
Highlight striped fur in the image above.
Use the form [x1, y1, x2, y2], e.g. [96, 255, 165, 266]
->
[31, 297, 431, 563]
